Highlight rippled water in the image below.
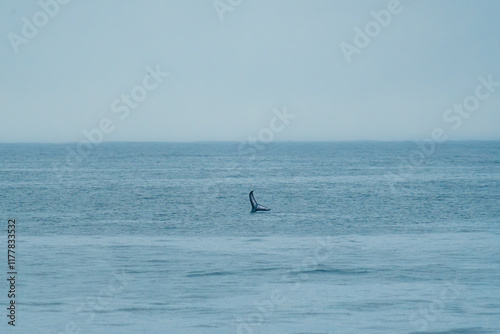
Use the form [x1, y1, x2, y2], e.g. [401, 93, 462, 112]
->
[0, 142, 499, 333]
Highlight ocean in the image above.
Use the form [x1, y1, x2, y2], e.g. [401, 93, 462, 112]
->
[0, 141, 499, 333]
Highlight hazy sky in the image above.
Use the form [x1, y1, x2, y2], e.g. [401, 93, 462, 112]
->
[1, 0, 499, 142]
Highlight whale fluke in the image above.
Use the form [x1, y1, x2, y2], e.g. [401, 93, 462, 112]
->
[249, 191, 270, 213]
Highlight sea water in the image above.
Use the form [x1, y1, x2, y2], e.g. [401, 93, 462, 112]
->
[0, 142, 499, 333]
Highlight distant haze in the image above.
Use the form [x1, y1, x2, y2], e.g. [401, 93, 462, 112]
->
[1, 0, 499, 143]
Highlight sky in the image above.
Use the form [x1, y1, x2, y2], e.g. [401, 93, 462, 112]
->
[0, 0, 499, 143]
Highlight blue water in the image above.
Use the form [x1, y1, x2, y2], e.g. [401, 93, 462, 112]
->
[0, 142, 499, 333]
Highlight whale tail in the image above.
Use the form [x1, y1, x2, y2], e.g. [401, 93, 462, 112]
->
[249, 191, 270, 213]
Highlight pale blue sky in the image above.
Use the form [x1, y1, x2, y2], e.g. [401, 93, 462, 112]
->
[1, 0, 499, 142]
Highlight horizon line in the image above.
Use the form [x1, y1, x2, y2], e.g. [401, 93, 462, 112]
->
[0, 139, 499, 145]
